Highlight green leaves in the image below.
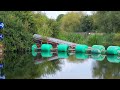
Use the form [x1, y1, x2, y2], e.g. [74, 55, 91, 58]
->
[79, 16, 93, 32]
[0, 11, 35, 51]
[93, 11, 120, 33]
[60, 12, 82, 32]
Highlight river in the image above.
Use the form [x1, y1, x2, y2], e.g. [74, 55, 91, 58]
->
[0, 52, 120, 79]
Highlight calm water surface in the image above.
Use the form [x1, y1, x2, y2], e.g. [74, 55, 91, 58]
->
[0, 52, 120, 79]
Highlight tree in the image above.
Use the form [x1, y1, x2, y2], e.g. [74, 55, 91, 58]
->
[78, 15, 93, 32]
[60, 12, 84, 32]
[32, 12, 52, 37]
[92, 11, 120, 33]
[56, 14, 64, 21]
[0, 11, 36, 51]
[0, 11, 54, 51]
[47, 19, 59, 38]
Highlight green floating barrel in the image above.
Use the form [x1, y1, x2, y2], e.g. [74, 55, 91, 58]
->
[57, 44, 69, 52]
[106, 46, 120, 55]
[58, 52, 69, 58]
[75, 52, 88, 60]
[32, 44, 38, 52]
[41, 51, 53, 57]
[32, 51, 37, 57]
[41, 44, 53, 52]
[91, 45, 105, 54]
[75, 44, 88, 53]
[91, 54, 105, 61]
[107, 55, 120, 63]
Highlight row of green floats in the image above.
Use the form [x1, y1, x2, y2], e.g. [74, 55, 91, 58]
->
[32, 44, 120, 55]
[32, 44, 120, 63]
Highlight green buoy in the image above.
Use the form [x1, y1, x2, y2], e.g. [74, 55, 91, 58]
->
[41, 44, 53, 52]
[107, 46, 120, 55]
[75, 44, 88, 53]
[91, 45, 105, 54]
[57, 44, 69, 52]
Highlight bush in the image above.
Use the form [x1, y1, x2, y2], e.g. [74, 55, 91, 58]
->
[102, 33, 115, 47]
[113, 33, 120, 46]
[58, 31, 85, 44]
[87, 34, 104, 46]
[0, 11, 53, 52]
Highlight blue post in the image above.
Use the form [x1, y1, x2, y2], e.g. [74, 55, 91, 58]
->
[0, 22, 4, 29]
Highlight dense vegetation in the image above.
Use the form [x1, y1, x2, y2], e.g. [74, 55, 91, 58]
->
[0, 11, 120, 51]
[0, 11, 57, 51]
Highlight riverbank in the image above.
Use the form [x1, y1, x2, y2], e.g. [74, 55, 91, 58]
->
[57, 32, 120, 47]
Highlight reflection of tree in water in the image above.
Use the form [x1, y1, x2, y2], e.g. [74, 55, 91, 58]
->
[3, 52, 62, 79]
[92, 56, 120, 79]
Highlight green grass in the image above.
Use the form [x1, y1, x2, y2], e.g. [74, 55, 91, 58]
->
[57, 31, 120, 47]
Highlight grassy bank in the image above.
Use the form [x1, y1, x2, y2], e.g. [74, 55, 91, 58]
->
[57, 31, 120, 47]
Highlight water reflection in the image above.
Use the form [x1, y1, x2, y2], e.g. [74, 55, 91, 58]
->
[75, 53, 89, 60]
[32, 51, 37, 57]
[58, 52, 69, 59]
[1, 51, 120, 79]
[91, 54, 105, 61]
[92, 57, 120, 79]
[41, 51, 53, 57]
[107, 55, 120, 63]
[2, 52, 62, 79]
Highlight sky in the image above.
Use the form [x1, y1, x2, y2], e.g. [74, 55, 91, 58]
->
[41, 11, 92, 19]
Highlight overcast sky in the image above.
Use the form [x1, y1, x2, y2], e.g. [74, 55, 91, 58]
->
[41, 11, 92, 19]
